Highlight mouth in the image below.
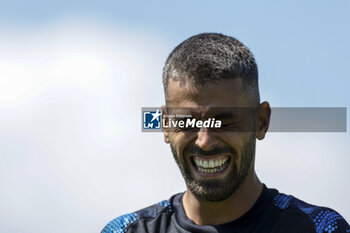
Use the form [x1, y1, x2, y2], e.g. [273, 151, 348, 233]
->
[190, 155, 231, 177]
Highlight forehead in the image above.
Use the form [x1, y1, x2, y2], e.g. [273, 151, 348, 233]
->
[166, 78, 247, 108]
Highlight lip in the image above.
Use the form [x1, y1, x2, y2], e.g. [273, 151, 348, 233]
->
[190, 154, 232, 178]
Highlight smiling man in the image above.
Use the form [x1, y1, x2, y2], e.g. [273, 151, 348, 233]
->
[102, 33, 349, 233]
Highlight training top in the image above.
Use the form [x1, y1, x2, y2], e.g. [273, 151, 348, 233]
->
[101, 185, 350, 233]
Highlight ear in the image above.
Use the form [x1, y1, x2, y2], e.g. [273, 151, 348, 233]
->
[256, 101, 271, 140]
[161, 105, 170, 143]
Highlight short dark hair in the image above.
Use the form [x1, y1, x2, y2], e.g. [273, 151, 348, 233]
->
[162, 33, 260, 104]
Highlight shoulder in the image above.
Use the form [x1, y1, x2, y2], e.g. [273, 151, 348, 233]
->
[271, 191, 350, 233]
[101, 199, 174, 233]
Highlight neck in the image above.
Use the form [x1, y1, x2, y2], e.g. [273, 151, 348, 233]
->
[182, 171, 263, 226]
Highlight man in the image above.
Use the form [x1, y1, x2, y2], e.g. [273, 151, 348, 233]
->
[102, 33, 349, 233]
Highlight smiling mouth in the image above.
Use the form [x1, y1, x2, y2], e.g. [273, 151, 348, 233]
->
[191, 155, 231, 174]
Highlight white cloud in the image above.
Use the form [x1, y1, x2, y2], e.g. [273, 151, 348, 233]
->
[0, 19, 175, 233]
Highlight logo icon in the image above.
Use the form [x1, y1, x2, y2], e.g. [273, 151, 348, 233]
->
[143, 109, 162, 129]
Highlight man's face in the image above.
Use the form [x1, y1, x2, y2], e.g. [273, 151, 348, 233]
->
[163, 78, 261, 202]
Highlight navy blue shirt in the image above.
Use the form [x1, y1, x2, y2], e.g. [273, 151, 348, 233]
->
[101, 185, 350, 233]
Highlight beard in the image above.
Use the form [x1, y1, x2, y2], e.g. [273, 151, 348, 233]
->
[170, 133, 256, 202]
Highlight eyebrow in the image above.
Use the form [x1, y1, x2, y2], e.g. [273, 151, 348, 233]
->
[212, 112, 235, 119]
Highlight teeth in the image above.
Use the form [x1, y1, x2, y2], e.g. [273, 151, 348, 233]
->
[203, 161, 208, 168]
[193, 156, 229, 172]
[209, 160, 214, 167]
[198, 167, 222, 174]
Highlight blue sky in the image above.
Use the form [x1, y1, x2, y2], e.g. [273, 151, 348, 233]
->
[0, 1, 349, 233]
[2, 0, 348, 106]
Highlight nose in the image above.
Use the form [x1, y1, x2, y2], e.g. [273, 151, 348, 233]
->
[195, 128, 218, 151]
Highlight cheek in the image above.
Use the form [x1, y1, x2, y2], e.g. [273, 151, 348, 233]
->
[219, 132, 249, 161]
[169, 131, 196, 158]
[219, 132, 244, 147]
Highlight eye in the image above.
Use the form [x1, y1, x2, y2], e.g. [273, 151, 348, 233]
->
[173, 128, 196, 135]
[219, 121, 240, 130]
